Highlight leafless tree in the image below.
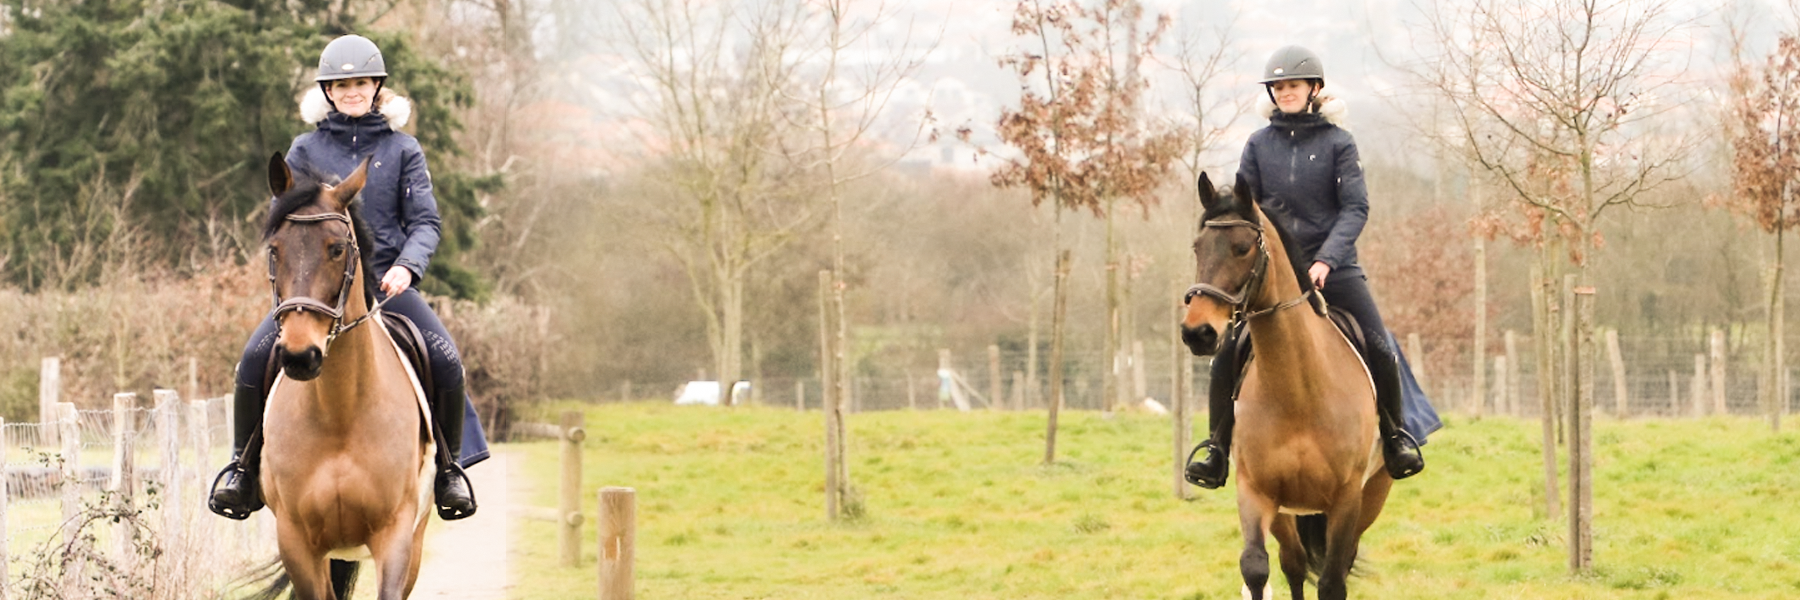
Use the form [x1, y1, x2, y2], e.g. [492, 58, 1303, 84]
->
[611, 0, 820, 406]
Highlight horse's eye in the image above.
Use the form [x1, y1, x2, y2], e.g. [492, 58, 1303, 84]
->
[1232, 241, 1254, 256]
[329, 243, 346, 260]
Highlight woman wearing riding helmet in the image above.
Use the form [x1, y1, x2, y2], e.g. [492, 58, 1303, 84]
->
[1183, 45, 1425, 489]
[209, 34, 487, 521]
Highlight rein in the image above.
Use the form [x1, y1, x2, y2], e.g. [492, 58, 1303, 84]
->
[269, 211, 389, 353]
[1184, 217, 1314, 323]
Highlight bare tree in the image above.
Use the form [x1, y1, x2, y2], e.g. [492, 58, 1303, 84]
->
[1401, 0, 1699, 531]
[975, 0, 1182, 463]
[1722, 9, 1800, 433]
[775, 0, 936, 520]
[611, 0, 819, 406]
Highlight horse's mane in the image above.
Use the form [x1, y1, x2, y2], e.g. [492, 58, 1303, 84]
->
[263, 174, 378, 305]
[1203, 184, 1315, 297]
[1255, 203, 1317, 296]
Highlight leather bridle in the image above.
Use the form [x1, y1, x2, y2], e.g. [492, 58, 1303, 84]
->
[268, 211, 387, 353]
[1183, 218, 1311, 322]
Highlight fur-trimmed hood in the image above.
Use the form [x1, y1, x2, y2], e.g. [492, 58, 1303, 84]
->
[300, 86, 412, 129]
[1260, 94, 1348, 129]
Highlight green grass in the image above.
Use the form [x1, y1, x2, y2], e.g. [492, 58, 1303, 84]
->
[508, 403, 1800, 599]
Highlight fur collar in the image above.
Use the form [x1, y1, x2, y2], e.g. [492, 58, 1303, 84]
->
[1261, 94, 1348, 129]
[300, 86, 412, 129]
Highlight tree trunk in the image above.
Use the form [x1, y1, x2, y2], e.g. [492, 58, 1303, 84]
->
[1770, 227, 1786, 433]
[720, 273, 745, 406]
[1530, 264, 1561, 521]
[1046, 249, 1071, 465]
[1103, 197, 1120, 413]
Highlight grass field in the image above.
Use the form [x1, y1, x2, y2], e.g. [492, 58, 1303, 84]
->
[507, 402, 1800, 599]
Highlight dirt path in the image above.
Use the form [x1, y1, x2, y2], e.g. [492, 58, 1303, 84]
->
[408, 449, 517, 598]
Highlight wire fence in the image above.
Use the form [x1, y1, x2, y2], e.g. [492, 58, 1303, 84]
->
[636, 329, 1792, 420]
[2, 391, 276, 598]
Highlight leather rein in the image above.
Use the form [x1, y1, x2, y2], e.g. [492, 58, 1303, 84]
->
[268, 211, 389, 353]
[1182, 218, 1314, 323]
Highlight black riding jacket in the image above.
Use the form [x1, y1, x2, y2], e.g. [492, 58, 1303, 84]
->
[1237, 99, 1368, 281]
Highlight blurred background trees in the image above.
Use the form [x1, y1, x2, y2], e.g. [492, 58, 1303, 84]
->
[1, 0, 1797, 425]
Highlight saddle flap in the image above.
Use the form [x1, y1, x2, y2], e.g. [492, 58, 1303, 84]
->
[1325, 306, 1369, 359]
[381, 310, 436, 405]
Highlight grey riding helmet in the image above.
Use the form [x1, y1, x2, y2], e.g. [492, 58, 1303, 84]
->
[315, 35, 387, 109]
[1260, 45, 1323, 108]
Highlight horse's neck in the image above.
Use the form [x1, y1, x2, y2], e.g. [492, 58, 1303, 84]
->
[301, 274, 386, 419]
[1244, 233, 1338, 376]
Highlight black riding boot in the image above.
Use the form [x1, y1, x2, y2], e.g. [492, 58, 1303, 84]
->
[208, 382, 267, 520]
[1366, 336, 1425, 479]
[1185, 323, 1245, 489]
[432, 383, 479, 520]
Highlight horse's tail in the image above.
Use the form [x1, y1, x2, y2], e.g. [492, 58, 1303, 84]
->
[235, 557, 360, 599]
[329, 559, 361, 598]
[237, 557, 289, 600]
[1295, 514, 1330, 581]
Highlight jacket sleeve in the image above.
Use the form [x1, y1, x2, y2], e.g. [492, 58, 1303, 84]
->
[1317, 133, 1368, 270]
[394, 141, 442, 284]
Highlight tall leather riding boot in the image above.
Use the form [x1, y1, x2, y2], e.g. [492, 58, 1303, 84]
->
[1185, 322, 1245, 489]
[432, 383, 479, 520]
[1366, 336, 1424, 479]
[208, 382, 267, 520]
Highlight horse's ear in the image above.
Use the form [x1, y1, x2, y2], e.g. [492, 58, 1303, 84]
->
[326, 157, 372, 210]
[268, 153, 292, 197]
[1196, 172, 1218, 213]
[1232, 171, 1258, 216]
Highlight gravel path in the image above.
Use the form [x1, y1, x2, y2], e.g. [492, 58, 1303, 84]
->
[408, 449, 517, 599]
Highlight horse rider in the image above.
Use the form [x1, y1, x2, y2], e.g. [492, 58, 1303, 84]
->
[209, 34, 487, 520]
[1183, 45, 1426, 489]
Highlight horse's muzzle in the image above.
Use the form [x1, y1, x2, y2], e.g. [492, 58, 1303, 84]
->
[1182, 322, 1220, 357]
[279, 346, 324, 381]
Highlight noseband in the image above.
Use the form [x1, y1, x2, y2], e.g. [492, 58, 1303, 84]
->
[1183, 218, 1311, 321]
[269, 211, 387, 352]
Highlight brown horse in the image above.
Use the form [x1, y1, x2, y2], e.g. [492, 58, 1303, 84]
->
[1180, 173, 1392, 600]
[252, 153, 436, 600]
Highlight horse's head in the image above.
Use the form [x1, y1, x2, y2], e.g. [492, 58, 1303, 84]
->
[264, 153, 372, 381]
[1180, 172, 1308, 356]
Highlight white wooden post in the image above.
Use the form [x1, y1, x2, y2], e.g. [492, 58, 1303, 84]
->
[58, 402, 79, 531]
[155, 390, 182, 550]
[1, 416, 10, 600]
[559, 411, 586, 568]
[1711, 329, 1728, 415]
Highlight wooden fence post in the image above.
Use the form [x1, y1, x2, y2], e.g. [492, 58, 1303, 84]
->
[1493, 356, 1508, 419]
[1504, 330, 1520, 417]
[58, 402, 79, 533]
[598, 487, 636, 600]
[1605, 330, 1628, 417]
[1569, 286, 1595, 573]
[112, 392, 138, 569]
[1690, 355, 1706, 416]
[1710, 329, 1728, 415]
[1131, 340, 1147, 408]
[190, 399, 210, 520]
[1, 416, 10, 600]
[154, 389, 182, 552]
[40, 357, 59, 447]
[796, 381, 807, 412]
[560, 411, 586, 568]
[1172, 303, 1191, 500]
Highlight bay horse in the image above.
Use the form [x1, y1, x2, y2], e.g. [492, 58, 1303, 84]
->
[250, 153, 436, 599]
[1180, 172, 1392, 600]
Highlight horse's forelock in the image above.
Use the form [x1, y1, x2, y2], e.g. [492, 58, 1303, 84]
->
[264, 183, 326, 241]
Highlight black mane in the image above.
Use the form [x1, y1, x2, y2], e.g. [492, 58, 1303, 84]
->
[1205, 185, 1315, 296]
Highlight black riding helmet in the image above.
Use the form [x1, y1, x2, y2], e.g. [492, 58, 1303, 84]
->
[1261, 45, 1324, 111]
[315, 35, 387, 112]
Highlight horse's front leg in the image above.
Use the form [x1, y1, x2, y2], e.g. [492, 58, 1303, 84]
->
[1269, 514, 1308, 600]
[1315, 499, 1365, 600]
[367, 512, 422, 600]
[275, 522, 335, 600]
[1238, 493, 1276, 600]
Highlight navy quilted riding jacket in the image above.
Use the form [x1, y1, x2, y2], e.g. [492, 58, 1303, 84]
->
[1238, 106, 1368, 280]
[284, 107, 440, 286]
